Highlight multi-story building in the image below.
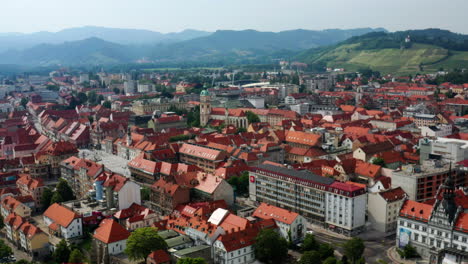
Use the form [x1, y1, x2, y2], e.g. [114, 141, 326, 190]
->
[60, 156, 104, 199]
[93, 219, 130, 264]
[249, 163, 367, 235]
[150, 178, 190, 216]
[252, 203, 307, 243]
[419, 137, 468, 164]
[131, 98, 187, 116]
[43, 203, 83, 246]
[392, 161, 467, 202]
[414, 114, 439, 128]
[179, 143, 227, 173]
[368, 187, 407, 233]
[396, 175, 468, 263]
[16, 174, 46, 210]
[420, 125, 453, 138]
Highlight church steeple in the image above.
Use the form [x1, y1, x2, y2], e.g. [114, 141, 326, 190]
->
[442, 163, 457, 223]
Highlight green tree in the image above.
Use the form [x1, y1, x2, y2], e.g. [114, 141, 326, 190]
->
[254, 229, 288, 264]
[102, 101, 112, 109]
[50, 192, 64, 204]
[397, 244, 419, 259]
[87, 91, 97, 105]
[323, 257, 338, 264]
[318, 243, 335, 260]
[371, 157, 386, 167]
[46, 84, 60, 91]
[113, 87, 121, 94]
[141, 187, 151, 201]
[125, 227, 168, 262]
[301, 234, 319, 252]
[0, 240, 12, 258]
[68, 249, 85, 263]
[246, 111, 260, 124]
[41, 188, 54, 210]
[77, 92, 88, 104]
[176, 257, 208, 264]
[0, 214, 4, 230]
[20, 97, 29, 108]
[56, 178, 75, 201]
[53, 239, 70, 263]
[298, 250, 321, 264]
[227, 171, 249, 196]
[343, 238, 365, 264]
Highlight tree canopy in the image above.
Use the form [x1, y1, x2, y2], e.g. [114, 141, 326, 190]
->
[343, 238, 365, 264]
[125, 227, 168, 261]
[56, 178, 75, 202]
[246, 111, 261, 124]
[40, 188, 54, 210]
[254, 229, 288, 264]
[68, 248, 85, 263]
[53, 239, 70, 263]
[301, 234, 320, 252]
[176, 257, 208, 264]
[0, 240, 12, 259]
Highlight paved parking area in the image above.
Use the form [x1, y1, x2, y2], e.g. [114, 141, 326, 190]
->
[79, 149, 131, 177]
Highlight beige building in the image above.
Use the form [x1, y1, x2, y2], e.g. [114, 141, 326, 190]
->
[368, 187, 407, 233]
[131, 99, 187, 115]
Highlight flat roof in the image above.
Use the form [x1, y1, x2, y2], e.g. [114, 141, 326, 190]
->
[253, 163, 335, 185]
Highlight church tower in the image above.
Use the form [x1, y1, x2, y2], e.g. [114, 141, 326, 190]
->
[355, 86, 363, 106]
[200, 90, 211, 127]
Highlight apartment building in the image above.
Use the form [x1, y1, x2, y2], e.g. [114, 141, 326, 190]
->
[249, 163, 367, 235]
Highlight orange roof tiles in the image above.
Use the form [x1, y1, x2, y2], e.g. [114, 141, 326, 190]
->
[43, 203, 80, 228]
[400, 200, 432, 222]
[179, 143, 225, 161]
[253, 203, 299, 225]
[285, 131, 321, 147]
[93, 219, 130, 244]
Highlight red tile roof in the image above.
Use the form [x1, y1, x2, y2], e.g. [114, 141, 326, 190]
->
[93, 219, 130, 244]
[148, 250, 170, 264]
[43, 203, 80, 227]
[400, 200, 432, 222]
[285, 131, 321, 147]
[252, 203, 299, 225]
[379, 187, 407, 202]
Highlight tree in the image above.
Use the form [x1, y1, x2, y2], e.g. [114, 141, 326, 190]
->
[50, 192, 64, 204]
[254, 229, 288, 264]
[102, 101, 112, 109]
[41, 188, 54, 210]
[397, 244, 419, 259]
[20, 97, 29, 109]
[343, 238, 365, 264]
[0, 240, 12, 258]
[87, 91, 97, 105]
[141, 187, 151, 201]
[298, 251, 321, 264]
[372, 157, 386, 167]
[77, 92, 88, 104]
[246, 111, 260, 124]
[323, 257, 338, 264]
[301, 234, 319, 252]
[56, 178, 75, 201]
[46, 84, 60, 91]
[113, 87, 121, 94]
[0, 214, 4, 230]
[227, 171, 249, 196]
[53, 239, 70, 263]
[176, 257, 208, 264]
[125, 227, 168, 262]
[318, 243, 335, 260]
[68, 249, 85, 263]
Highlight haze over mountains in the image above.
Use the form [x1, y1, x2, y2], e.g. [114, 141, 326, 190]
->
[0, 26, 386, 66]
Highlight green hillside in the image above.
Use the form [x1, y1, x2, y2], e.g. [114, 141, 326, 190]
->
[297, 29, 468, 74]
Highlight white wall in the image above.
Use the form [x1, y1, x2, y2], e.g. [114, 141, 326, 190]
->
[118, 181, 141, 210]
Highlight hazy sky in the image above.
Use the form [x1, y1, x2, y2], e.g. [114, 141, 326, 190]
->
[2, 0, 468, 34]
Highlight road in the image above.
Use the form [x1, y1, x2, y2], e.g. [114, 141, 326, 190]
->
[313, 231, 394, 263]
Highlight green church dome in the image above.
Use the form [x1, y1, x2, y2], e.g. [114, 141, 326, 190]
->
[200, 90, 210, 96]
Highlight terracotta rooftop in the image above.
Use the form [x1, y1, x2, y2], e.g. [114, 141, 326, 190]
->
[93, 218, 130, 244]
[253, 203, 299, 225]
[43, 203, 80, 228]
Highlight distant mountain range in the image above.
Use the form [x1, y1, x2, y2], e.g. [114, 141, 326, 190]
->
[0, 27, 386, 66]
[295, 29, 468, 74]
[0, 26, 211, 52]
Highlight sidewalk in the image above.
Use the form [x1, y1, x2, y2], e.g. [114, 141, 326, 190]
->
[308, 223, 351, 240]
[387, 246, 417, 264]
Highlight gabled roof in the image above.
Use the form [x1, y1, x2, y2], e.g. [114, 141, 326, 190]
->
[378, 187, 407, 202]
[93, 219, 130, 244]
[400, 200, 432, 222]
[285, 131, 321, 147]
[253, 203, 299, 225]
[43, 203, 80, 228]
[148, 250, 171, 264]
